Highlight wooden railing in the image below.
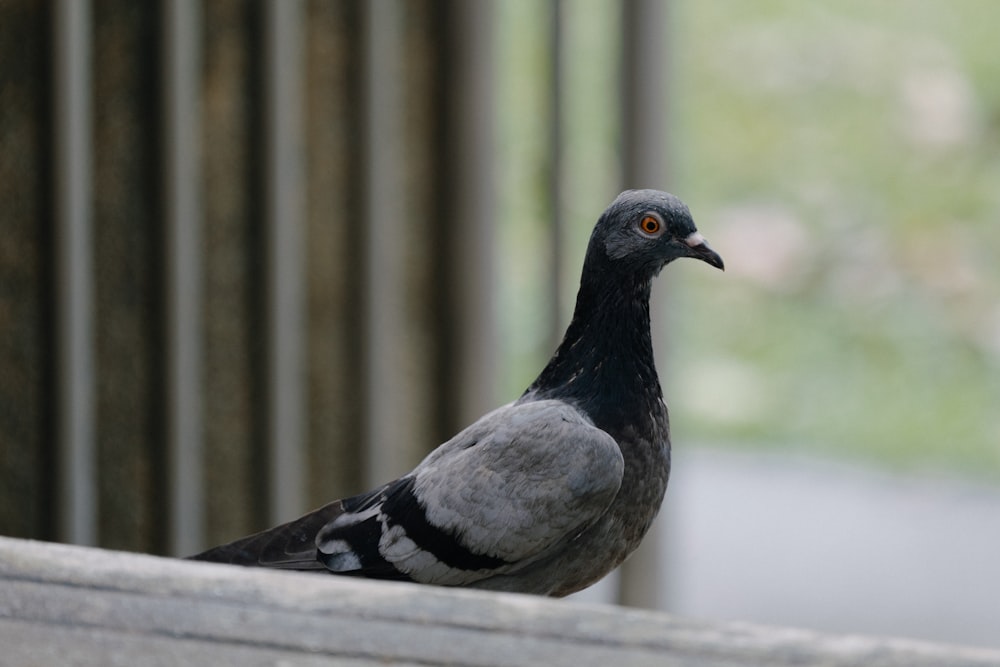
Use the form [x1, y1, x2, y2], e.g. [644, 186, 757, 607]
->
[2, 536, 997, 667]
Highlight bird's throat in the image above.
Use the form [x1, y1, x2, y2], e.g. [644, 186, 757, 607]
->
[525, 276, 662, 433]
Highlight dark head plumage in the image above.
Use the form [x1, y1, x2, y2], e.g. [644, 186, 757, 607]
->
[587, 189, 724, 280]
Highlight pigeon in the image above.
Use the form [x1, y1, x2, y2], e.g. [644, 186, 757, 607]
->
[190, 189, 723, 596]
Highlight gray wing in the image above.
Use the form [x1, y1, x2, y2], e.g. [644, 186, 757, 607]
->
[316, 399, 624, 586]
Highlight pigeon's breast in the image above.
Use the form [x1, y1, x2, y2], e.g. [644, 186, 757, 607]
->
[550, 418, 670, 595]
[470, 407, 670, 597]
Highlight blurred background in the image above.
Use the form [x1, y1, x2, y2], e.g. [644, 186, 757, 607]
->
[2, 0, 999, 650]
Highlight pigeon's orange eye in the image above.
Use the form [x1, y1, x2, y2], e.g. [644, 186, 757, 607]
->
[639, 215, 661, 235]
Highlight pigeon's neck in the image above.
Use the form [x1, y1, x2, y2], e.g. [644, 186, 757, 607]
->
[526, 271, 662, 433]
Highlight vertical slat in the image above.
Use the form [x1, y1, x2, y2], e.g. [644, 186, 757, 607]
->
[445, 0, 497, 429]
[200, 0, 260, 545]
[262, 0, 306, 524]
[620, 0, 669, 189]
[89, 0, 162, 553]
[360, 0, 405, 488]
[162, 0, 203, 556]
[547, 0, 566, 350]
[302, 1, 367, 503]
[52, 0, 96, 546]
[618, 0, 670, 610]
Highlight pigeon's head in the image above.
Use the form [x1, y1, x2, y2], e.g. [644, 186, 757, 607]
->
[594, 189, 724, 278]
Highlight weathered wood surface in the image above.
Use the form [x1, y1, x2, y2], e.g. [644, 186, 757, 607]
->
[1, 536, 997, 667]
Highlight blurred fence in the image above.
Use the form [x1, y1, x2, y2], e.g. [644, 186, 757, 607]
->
[0, 0, 670, 606]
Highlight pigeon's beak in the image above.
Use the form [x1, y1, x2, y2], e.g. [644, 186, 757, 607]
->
[683, 232, 725, 271]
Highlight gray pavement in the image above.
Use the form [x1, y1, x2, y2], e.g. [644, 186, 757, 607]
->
[661, 447, 1000, 650]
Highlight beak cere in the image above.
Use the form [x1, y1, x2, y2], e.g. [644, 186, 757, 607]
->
[683, 231, 725, 271]
[684, 232, 706, 248]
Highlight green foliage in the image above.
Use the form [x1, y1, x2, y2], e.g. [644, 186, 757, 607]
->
[671, 0, 1000, 476]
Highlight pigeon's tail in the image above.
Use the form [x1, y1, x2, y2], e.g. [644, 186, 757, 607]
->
[188, 500, 345, 571]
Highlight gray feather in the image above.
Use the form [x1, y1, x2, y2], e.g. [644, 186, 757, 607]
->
[394, 400, 623, 581]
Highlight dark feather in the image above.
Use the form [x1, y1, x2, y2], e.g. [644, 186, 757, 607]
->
[190, 500, 344, 570]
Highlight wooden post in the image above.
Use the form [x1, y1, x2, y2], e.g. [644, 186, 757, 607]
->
[618, 0, 671, 610]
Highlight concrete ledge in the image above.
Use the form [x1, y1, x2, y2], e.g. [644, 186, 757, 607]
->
[1, 535, 997, 666]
